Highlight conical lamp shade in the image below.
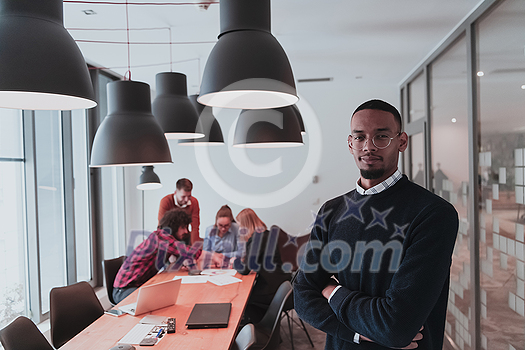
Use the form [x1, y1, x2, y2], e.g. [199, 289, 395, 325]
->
[137, 166, 162, 190]
[291, 104, 306, 134]
[179, 95, 224, 146]
[198, 0, 298, 109]
[233, 106, 303, 148]
[0, 0, 96, 110]
[152, 72, 204, 139]
[90, 80, 172, 167]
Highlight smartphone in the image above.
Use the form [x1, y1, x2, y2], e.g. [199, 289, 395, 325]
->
[105, 309, 125, 317]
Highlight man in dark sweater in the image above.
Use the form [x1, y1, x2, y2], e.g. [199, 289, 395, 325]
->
[294, 99, 458, 349]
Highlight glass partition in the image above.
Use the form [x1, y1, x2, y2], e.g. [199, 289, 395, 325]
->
[477, 0, 525, 348]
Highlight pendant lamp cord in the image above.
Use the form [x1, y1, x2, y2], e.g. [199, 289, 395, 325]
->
[169, 27, 173, 72]
[124, 0, 132, 80]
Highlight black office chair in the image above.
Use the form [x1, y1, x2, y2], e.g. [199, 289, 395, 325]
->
[0, 316, 54, 350]
[274, 226, 314, 350]
[103, 255, 126, 305]
[251, 281, 293, 350]
[50, 281, 104, 348]
[232, 323, 256, 350]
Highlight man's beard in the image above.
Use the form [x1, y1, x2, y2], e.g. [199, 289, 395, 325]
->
[360, 168, 385, 180]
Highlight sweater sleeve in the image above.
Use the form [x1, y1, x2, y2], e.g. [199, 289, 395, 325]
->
[190, 196, 201, 244]
[158, 194, 173, 222]
[293, 204, 358, 344]
[328, 203, 458, 348]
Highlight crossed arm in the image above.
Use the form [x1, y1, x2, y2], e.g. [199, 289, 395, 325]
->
[294, 203, 458, 348]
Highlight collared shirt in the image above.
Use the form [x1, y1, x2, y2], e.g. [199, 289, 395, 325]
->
[356, 169, 402, 195]
[114, 229, 185, 289]
[203, 222, 244, 259]
[173, 194, 191, 208]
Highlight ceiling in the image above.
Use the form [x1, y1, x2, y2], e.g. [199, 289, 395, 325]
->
[63, 0, 484, 96]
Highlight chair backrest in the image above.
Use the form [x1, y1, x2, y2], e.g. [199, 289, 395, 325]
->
[50, 281, 104, 348]
[274, 225, 309, 272]
[232, 323, 256, 350]
[256, 281, 293, 349]
[103, 255, 126, 305]
[0, 316, 54, 350]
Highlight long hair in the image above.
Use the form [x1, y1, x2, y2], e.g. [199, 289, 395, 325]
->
[236, 208, 267, 240]
[215, 205, 235, 226]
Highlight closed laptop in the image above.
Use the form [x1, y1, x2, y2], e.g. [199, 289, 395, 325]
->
[185, 303, 232, 329]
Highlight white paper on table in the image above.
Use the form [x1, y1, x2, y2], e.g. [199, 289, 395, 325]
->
[200, 269, 237, 276]
[173, 275, 209, 284]
[208, 274, 242, 286]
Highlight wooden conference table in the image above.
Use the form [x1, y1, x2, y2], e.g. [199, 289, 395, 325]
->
[61, 270, 256, 350]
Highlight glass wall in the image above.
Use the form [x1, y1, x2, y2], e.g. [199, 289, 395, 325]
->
[477, 0, 525, 348]
[401, 0, 525, 348]
[0, 109, 26, 329]
[430, 36, 472, 349]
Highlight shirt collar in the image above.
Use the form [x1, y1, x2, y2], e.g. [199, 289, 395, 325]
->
[173, 194, 191, 208]
[356, 169, 402, 195]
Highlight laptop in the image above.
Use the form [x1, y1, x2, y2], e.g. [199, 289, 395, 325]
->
[185, 303, 232, 329]
[119, 279, 182, 316]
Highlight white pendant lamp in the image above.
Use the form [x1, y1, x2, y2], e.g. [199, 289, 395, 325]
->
[0, 0, 97, 110]
[198, 0, 298, 109]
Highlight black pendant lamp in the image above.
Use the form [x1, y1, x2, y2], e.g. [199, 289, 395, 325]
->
[90, 80, 172, 167]
[137, 166, 162, 190]
[198, 0, 298, 109]
[0, 0, 96, 110]
[152, 72, 204, 139]
[291, 104, 306, 135]
[233, 106, 303, 148]
[179, 95, 224, 146]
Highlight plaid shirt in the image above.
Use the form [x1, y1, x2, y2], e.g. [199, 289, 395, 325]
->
[114, 229, 185, 289]
[356, 169, 402, 195]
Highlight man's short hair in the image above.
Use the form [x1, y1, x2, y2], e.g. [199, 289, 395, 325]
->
[158, 208, 191, 237]
[352, 99, 403, 132]
[176, 178, 193, 192]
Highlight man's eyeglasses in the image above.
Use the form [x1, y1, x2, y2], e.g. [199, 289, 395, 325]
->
[348, 132, 400, 151]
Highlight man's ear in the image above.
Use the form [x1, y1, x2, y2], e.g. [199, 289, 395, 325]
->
[398, 132, 408, 152]
[348, 135, 354, 155]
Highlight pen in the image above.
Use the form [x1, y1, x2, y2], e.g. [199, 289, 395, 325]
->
[156, 329, 163, 338]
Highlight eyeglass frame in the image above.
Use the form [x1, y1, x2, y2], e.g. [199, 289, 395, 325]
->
[347, 132, 401, 151]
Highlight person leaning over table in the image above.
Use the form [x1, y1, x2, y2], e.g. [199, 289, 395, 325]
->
[113, 208, 211, 304]
[202, 205, 243, 268]
[234, 208, 291, 324]
[158, 178, 201, 245]
[293, 99, 459, 350]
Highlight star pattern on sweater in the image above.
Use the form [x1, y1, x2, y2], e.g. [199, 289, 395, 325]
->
[283, 233, 299, 247]
[365, 207, 393, 230]
[336, 195, 369, 224]
[308, 208, 332, 232]
[390, 223, 409, 239]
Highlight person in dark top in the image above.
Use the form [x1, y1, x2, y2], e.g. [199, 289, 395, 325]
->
[234, 208, 291, 324]
[294, 99, 459, 349]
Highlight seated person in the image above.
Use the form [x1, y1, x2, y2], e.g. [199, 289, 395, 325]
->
[202, 205, 242, 268]
[113, 208, 196, 304]
[234, 208, 291, 324]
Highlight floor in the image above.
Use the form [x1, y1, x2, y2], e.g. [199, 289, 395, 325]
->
[276, 310, 326, 350]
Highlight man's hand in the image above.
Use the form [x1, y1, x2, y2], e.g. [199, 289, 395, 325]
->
[322, 279, 339, 299]
[360, 327, 424, 349]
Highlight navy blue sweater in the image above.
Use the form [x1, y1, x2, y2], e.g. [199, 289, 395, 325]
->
[294, 176, 458, 349]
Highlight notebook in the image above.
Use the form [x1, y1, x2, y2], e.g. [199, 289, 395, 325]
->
[185, 302, 232, 329]
[119, 279, 181, 316]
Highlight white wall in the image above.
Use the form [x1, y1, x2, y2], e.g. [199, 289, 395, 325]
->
[124, 80, 399, 239]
